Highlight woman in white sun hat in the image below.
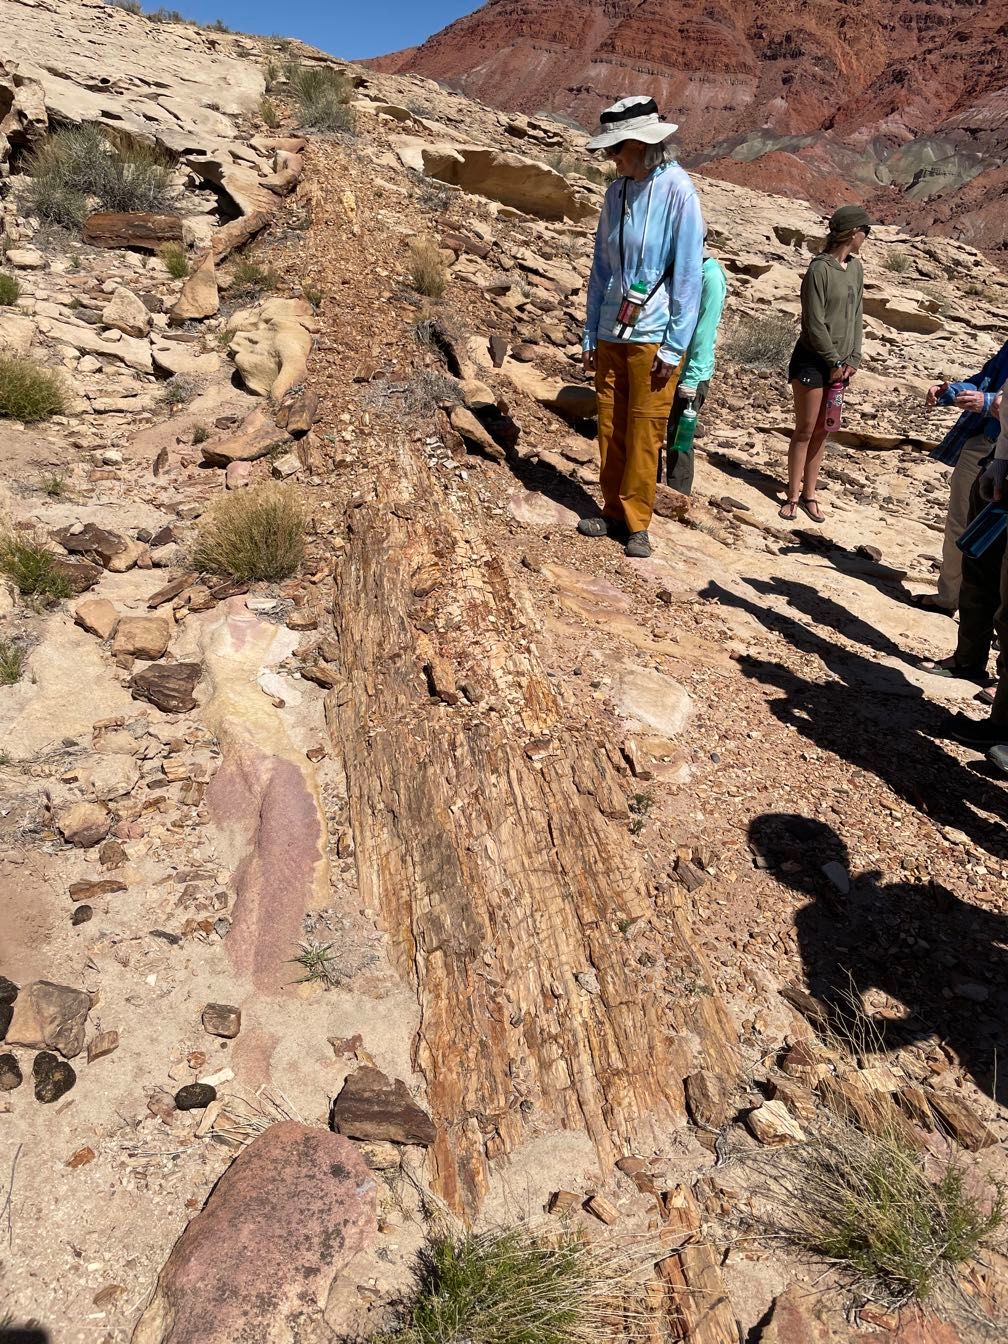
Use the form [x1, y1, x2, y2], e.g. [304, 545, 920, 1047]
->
[580, 95, 705, 559]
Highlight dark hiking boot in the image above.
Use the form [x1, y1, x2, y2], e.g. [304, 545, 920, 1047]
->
[625, 530, 652, 559]
[945, 712, 1008, 751]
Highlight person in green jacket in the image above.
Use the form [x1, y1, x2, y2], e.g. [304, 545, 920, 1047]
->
[782, 203, 869, 522]
[661, 236, 727, 493]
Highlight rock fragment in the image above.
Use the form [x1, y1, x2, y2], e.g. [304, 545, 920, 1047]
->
[112, 615, 171, 660]
[175, 1083, 217, 1111]
[0, 1053, 22, 1089]
[6, 980, 92, 1058]
[55, 801, 112, 848]
[201, 1003, 241, 1039]
[130, 662, 201, 713]
[329, 1066, 436, 1146]
[34, 1051, 77, 1103]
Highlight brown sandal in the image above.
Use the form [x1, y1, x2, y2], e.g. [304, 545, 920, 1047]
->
[779, 499, 799, 520]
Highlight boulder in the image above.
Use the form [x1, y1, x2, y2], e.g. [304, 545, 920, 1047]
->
[449, 405, 506, 461]
[227, 297, 317, 400]
[0, 312, 38, 357]
[74, 598, 120, 640]
[102, 286, 151, 338]
[6, 980, 91, 1058]
[863, 294, 944, 335]
[131, 1122, 375, 1344]
[112, 615, 171, 660]
[684, 1070, 733, 1130]
[55, 800, 112, 848]
[5, 247, 44, 269]
[330, 1066, 436, 1146]
[130, 662, 201, 713]
[83, 213, 185, 250]
[501, 357, 596, 419]
[170, 253, 219, 324]
[0, 60, 47, 169]
[393, 137, 595, 222]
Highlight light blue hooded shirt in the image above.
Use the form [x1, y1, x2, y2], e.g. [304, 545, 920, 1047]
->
[583, 161, 704, 366]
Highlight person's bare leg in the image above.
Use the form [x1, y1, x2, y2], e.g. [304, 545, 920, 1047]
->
[801, 428, 830, 508]
[784, 382, 824, 517]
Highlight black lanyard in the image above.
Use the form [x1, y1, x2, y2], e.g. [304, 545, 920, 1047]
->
[618, 176, 676, 303]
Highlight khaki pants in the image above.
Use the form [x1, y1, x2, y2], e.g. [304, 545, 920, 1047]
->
[595, 340, 680, 534]
[936, 435, 990, 610]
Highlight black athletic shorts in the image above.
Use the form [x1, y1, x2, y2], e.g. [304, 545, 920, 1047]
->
[787, 340, 833, 389]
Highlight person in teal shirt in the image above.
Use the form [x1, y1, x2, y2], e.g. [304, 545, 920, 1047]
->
[661, 239, 727, 494]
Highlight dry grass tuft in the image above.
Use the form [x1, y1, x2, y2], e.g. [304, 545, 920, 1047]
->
[884, 251, 912, 274]
[259, 96, 280, 128]
[408, 238, 447, 300]
[0, 638, 26, 686]
[0, 530, 72, 602]
[763, 1121, 1004, 1305]
[192, 485, 305, 582]
[229, 257, 279, 297]
[159, 242, 190, 279]
[0, 356, 65, 422]
[721, 311, 796, 370]
[376, 1224, 660, 1344]
[285, 62, 356, 134]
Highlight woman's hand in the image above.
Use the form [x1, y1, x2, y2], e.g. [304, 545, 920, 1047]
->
[582, 349, 596, 375]
[842, 364, 857, 382]
[954, 388, 986, 413]
[829, 365, 845, 385]
[926, 381, 949, 407]
[650, 354, 675, 392]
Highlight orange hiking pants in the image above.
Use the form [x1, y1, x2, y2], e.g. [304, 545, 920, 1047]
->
[595, 340, 681, 534]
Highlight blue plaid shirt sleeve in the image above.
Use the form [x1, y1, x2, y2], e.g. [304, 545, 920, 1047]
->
[932, 343, 1008, 467]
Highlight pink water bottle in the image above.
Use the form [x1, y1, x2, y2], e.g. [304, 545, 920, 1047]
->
[823, 380, 845, 432]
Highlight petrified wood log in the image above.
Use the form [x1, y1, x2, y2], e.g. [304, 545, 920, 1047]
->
[327, 442, 737, 1218]
[83, 212, 184, 249]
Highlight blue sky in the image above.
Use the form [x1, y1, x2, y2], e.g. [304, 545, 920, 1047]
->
[177, 1, 479, 60]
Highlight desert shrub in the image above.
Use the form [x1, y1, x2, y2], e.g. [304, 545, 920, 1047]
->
[884, 251, 912, 274]
[259, 97, 280, 129]
[25, 124, 174, 231]
[721, 310, 796, 370]
[766, 1121, 1004, 1304]
[230, 257, 279, 297]
[301, 281, 323, 308]
[408, 238, 447, 300]
[0, 357, 65, 422]
[160, 373, 201, 410]
[376, 1225, 654, 1344]
[146, 7, 185, 21]
[0, 531, 72, 601]
[378, 370, 461, 418]
[285, 62, 356, 133]
[159, 242, 190, 279]
[192, 485, 305, 582]
[263, 59, 281, 91]
[106, 0, 142, 11]
[191, 423, 209, 444]
[0, 639, 26, 686]
[0, 274, 21, 306]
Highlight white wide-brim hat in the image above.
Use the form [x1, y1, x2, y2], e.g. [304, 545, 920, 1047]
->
[586, 96, 678, 150]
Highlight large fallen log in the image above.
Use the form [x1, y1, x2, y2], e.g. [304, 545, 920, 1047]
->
[327, 437, 738, 1218]
[83, 212, 184, 249]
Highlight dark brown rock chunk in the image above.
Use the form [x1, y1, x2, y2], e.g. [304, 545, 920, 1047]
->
[926, 1089, 997, 1151]
[684, 1069, 732, 1130]
[147, 574, 199, 609]
[69, 878, 126, 902]
[201, 1003, 241, 1039]
[131, 1122, 375, 1344]
[51, 558, 103, 593]
[52, 523, 128, 567]
[84, 212, 185, 250]
[175, 1083, 217, 1111]
[34, 1051, 76, 1103]
[130, 662, 201, 714]
[330, 1066, 436, 1146]
[0, 1052, 22, 1090]
[0, 976, 17, 1004]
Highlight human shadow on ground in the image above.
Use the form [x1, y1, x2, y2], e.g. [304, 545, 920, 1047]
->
[505, 440, 601, 523]
[702, 447, 784, 503]
[0, 1328, 51, 1343]
[748, 812, 1008, 1105]
[702, 579, 1008, 857]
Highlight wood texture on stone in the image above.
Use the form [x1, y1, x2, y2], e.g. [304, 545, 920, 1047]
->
[326, 441, 737, 1217]
[83, 212, 185, 249]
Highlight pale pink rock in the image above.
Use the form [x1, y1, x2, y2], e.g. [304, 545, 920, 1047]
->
[131, 1122, 375, 1344]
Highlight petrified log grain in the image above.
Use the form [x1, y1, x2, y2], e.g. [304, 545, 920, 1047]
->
[83, 212, 184, 249]
[327, 440, 737, 1218]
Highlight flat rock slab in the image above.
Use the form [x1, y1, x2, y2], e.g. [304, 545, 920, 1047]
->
[131, 1122, 375, 1344]
[330, 1066, 436, 1146]
[508, 489, 579, 530]
[615, 664, 694, 739]
[130, 662, 201, 714]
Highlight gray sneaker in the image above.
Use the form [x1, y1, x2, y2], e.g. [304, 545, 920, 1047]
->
[625, 530, 652, 559]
